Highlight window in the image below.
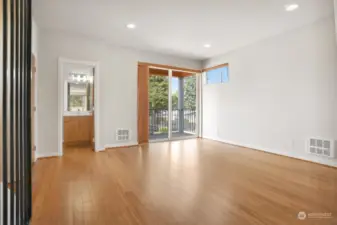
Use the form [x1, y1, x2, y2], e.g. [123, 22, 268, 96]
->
[64, 72, 94, 114]
[205, 65, 229, 84]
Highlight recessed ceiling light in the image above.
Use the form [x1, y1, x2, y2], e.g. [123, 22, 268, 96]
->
[204, 44, 211, 48]
[126, 23, 136, 29]
[285, 4, 299, 12]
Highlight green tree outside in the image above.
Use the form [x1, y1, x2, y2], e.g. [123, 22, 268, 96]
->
[149, 75, 196, 110]
[184, 76, 196, 110]
[149, 76, 168, 109]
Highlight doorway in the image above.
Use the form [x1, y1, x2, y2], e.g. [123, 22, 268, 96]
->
[137, 63, 200, 143]
[58, 59, 100, 155]
[149, 68, 198, 141]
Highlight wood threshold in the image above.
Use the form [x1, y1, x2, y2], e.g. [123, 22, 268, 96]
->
[36, 156, 59, 161]
[105, 144, 139, 150]
[63, 141, 92, 148]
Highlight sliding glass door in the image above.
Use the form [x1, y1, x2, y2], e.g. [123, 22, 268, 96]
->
[148, 68, 199, 142]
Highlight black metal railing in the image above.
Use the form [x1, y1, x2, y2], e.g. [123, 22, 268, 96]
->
[149, 109, 196, 135]
[2, 0, 32, 224]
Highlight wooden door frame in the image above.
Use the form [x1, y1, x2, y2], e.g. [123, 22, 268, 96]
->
[137, 62, 202, 144]
[137, 64, 149, 144]
[58, 58, 101, 156]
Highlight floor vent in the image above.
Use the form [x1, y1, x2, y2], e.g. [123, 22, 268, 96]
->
[116, 129, 130, 141]
[308, 138, 335, 158]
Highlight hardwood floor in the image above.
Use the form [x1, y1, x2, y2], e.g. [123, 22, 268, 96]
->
[31, 139, 337, 225]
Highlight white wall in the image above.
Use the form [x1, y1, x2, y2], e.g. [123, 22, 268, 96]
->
[335, 2, 337, 150]
[37, 29, 202, 156]
[203, 16, 337, 167]
[32, 20, 39, 57]
[335, 0, 337, 37]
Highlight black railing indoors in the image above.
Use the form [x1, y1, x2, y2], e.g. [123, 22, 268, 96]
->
[2, 0, 32, 224]
[149, 109, 196, 135]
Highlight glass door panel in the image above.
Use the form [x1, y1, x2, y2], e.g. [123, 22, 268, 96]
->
[171, 73, 197, 139]
[148, 75, 169, 141]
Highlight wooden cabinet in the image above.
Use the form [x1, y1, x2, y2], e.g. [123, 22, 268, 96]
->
[64, 115, 93, 146]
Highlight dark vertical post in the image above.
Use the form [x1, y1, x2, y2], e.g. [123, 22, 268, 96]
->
[2, 0, 9, 223]
[19, 0, 24, 222]
[1, 0, 33, 224]
[27, 0, 33, 218]
[9, 0, 15, 223]
[15, 0, 21, 223]
[22, 0, 27, 221]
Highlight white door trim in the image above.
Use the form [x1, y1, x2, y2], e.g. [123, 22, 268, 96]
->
[58, 57, 100, 156]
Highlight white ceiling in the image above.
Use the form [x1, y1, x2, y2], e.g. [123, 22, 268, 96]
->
[33, 0, 334, 60]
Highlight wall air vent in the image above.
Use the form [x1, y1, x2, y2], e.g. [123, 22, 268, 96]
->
[116, 129, 130, 141]
[308, 138, 335, 158]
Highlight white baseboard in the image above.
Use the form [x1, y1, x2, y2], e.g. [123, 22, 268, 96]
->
[202, 136, 337, 168]
[36, 152, 61, 159]
[104, 142, 139, 149]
